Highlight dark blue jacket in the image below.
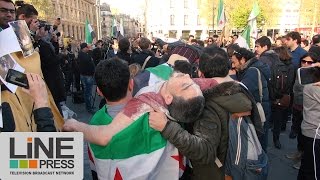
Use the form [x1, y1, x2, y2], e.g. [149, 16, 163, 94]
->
[237, 58, 271, 121]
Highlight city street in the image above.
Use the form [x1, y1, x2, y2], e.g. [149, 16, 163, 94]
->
[66, 94, 299, 180]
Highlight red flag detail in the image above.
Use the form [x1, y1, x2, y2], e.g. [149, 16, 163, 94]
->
[171, 153, 186, 171]
[87, 146, 95, 164]
[114, 168, 123, 180]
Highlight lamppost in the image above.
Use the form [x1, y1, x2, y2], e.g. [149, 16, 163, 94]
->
[95, 0, 101, 39]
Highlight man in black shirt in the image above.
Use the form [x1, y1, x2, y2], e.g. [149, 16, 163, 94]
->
[92, 40, 104, 65]
[78, 43, 95, 113]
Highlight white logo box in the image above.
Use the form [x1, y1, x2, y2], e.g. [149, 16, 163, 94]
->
[0, 132, 83, 180]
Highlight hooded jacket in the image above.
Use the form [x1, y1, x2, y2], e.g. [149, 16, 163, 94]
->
[237, 58, 271, 121]
[161, 81, 262, 180]
[258, 50, 279, 68]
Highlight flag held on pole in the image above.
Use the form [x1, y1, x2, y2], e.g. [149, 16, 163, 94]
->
[236, 1, 260, 48]
[217, 0, 226, 30]
[85, 19, 95, 44]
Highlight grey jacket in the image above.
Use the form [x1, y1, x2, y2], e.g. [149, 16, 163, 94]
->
[301, 84, 320, 139]
[161, 81, 255, 180]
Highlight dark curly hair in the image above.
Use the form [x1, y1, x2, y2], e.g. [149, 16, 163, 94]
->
[233, 48, 255, 62]
[94, 57, 130, 102]
[199, 46, 230, 78]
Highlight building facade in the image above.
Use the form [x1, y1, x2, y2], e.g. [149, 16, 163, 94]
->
[51, 0, 98, 41]
[146, 0, 208, 40]
[145, 0, 320, 40]
[100, 3, 141, 39]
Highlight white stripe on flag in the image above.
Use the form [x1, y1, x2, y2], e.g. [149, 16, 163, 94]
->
[94, 143, 180, 180]
[88, 24, 93, 33]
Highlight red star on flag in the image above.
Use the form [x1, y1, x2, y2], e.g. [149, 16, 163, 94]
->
[87, 146, 95, 164]
[114, 168, 123, 180]
[171, 153, 186, 171]
[219, 20, 224, 25]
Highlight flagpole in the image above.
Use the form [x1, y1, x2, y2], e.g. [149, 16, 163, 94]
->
[212, 1, 215, 35]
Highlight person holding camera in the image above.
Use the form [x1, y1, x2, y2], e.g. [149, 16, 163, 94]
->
[34, 21, 66, 116]
[15, 2, 39, 35]
[0, 0, 64, 132]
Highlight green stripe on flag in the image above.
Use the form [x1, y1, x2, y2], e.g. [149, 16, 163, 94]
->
[85, 19, 93, 44]
[89, 106, 167, 159]
[146, 64, 173, 81]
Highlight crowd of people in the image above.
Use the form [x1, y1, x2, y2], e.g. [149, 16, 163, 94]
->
[1, 0, 320, 180]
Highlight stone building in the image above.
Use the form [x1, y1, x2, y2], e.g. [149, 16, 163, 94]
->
[100, 3, 141, 38]
[51, 0, 98, 41]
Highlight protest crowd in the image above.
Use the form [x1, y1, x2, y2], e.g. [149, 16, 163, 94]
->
[0, 0, 320, 180]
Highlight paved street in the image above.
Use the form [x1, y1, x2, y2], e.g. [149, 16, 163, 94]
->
[66, 95, 299, 180]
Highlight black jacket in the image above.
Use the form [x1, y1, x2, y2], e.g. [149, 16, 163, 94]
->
[117, 51, 133, 64]
[92, 47, 104, 65]
[37, 39, 66, 103]
[78, 51, 95, 76]
[161, 81, 258, 180]
[131, 49, 160, 68]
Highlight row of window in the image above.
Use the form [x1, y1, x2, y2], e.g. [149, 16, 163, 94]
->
[170, 0, 190, 8]
[170, 15, 201, 26]
[61, 24, 85, 40]
[54, 4, 95, 24]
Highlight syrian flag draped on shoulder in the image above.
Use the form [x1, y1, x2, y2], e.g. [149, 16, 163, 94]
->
[88, 93, 185, 180]
[216, 0, 226, 30]
[87, 64, 184, 180]
[235, 2, 260, 49]
[85, 18, 95, 44]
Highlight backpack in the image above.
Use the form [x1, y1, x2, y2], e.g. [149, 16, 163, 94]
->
[269, 59, 295, 104]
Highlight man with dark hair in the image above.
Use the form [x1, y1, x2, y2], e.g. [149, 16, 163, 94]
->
[131, 37, 160, 69]
[0, 0, 15, 30]
[312, 34, 320, 46]
[92, 39, 104, 65]
[78, 43, 96, 114]
[64, 62, 206, 179]
[231, 47, 271, 151]
[285, 31, 307, 69]
[255, 36, 278, 68]
[117, 37, 132, 63]
[95, 58, 131, 103]
[16, 3, 39, 35]
[149, 46, 265, 180]
[88, 58, 133, 179]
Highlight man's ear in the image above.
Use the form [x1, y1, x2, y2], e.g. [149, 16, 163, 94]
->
[96, 87, 104, 97]
[240, 58, 246, 65]
[128, 79, 134, 92]
[164, 93, 173, 105]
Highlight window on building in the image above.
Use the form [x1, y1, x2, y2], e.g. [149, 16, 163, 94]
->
[184, 0, 188, 8]
[170, 0, 174, 8]
[170, 15, 175, 25]
[197, 15, 201, 25]
[184, 15, 188, 25]
[197, 0, 201, 9]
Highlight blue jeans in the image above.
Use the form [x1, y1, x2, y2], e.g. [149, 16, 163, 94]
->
[80, 75, 94, 111]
